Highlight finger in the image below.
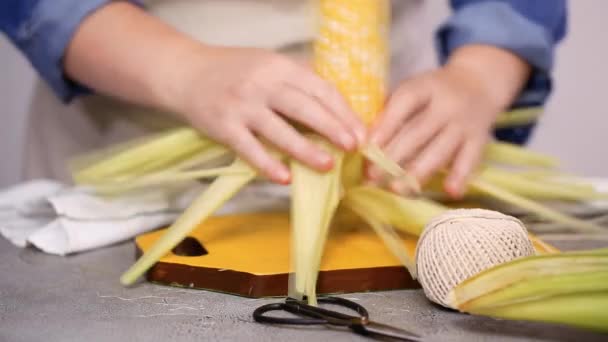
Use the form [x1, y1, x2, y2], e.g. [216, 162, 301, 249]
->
[270, 86, 357, 151]
[223, 124, 291, 184]
[366, 112, 438, 183]
[285, 67, 366, 145]
[445, 135, 488, 198]
[383, 110, 444, 170]
[406, 126, 462, 185]
[249, 110, 334, 172]
[369, 80, 431, 146]
[364, 160, 383, 185]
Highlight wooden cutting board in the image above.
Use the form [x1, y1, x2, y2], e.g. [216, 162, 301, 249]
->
[135, 212, 419, 297]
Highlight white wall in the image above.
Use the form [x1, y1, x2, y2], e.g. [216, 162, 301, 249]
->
[0, 36, 34, 187]
[1, 1, 607, 188]
[528, 0, 608, 176]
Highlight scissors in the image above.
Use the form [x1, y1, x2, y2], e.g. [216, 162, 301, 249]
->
[253, 296, 422, 341]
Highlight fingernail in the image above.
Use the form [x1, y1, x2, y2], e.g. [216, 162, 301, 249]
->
[367, 167, 381, 181]
[390, 180, 411, 196]
[340, 133, 356, 150]
[317, 153, 333, 168]
[368, 132, 381, 146]
[276, 168, 291, 184]
[446, 179, 464, 199]
[355, 127, 367, 146]
[410, 165, 424, 184]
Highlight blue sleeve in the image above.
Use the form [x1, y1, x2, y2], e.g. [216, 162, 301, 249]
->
[437, 0, 567, 108]
[436, 0, 568, 144]
[0, 0, 142, 103]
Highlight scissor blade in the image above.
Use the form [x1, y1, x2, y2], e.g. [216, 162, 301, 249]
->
[358, 321, 423, 342]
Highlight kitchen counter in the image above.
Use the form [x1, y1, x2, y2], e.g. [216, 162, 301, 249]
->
[1, 236, 607, 342]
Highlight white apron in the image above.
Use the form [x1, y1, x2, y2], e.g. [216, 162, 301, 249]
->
[23, 0, 439, 183]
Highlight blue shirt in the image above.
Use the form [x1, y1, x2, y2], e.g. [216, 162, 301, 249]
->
[0, 0, 567, 144]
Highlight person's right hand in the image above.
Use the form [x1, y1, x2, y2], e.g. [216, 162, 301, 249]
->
[171, 47, 366, 184]
[63, 2, 364, 184]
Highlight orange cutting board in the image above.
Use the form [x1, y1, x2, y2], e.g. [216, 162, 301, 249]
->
[135, 211, 420, 297]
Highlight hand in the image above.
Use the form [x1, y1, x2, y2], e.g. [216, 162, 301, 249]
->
[63, 2, 365, 185]
[367, 45, 530, 198]
[173, 47, 366, 184]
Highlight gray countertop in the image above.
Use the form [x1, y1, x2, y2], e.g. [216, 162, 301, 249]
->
[1, 236, 607, 342]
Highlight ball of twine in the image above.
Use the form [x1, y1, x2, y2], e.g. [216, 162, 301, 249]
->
[415, 208, 535, 308]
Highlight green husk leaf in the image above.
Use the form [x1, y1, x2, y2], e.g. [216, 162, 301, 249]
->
[152, 145, 231, 173]
[476, 167, 604, 201]
[342, 193, 416, 276]
[361, 144, 421, 194]
[289, 137, 343, 305]
[449, 249, 608, 308]
[472, 291, 608, 333]
[91, 164, 248, 195]
[342, 186, 446, 236]
[470, 179, 605, 234]
[120, 159, 256, 286]
[484, 141, 558, 168]
[341, 153, 365, 190]
[463, 271, 608, 310]
[74, 128, 211, 183]
[494, 107, 543, 129]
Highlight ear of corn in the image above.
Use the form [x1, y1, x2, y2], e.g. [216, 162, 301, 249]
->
[287, 0, 395, 304]
[449, 249, 608, 332]
[315, 0, 390, 191]
[314, 0, 389, 126]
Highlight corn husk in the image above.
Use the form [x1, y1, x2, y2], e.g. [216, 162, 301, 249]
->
[494, 107, 543, 128]
[289, 137, 343, 304]
[470, 179, 606, 234]
[73, 128, 214, 183]
[120, 159, 256, 285]
[449, 248, 608, 333]
[485, 141, 558, 168]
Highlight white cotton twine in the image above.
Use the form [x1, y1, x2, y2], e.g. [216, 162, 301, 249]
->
[415, 208, 535, 308]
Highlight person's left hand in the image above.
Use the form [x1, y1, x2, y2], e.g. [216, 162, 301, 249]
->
[366, 45, 531, 198]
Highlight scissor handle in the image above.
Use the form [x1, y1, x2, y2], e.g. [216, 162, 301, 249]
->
[253, 302, 328, 325]
[253, 296, 369, 326]
[294, 297, 370, 322]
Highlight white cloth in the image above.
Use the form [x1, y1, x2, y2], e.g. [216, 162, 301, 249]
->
[0, 180, 289, 255]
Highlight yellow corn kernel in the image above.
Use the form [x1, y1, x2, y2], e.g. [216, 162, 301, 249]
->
[315, 0, 389, 125]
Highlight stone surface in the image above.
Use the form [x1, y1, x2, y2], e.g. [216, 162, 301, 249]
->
[1, 236, 607, 342]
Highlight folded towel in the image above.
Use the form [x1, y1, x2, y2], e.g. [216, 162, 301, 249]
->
[0, 180, 289, 255]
